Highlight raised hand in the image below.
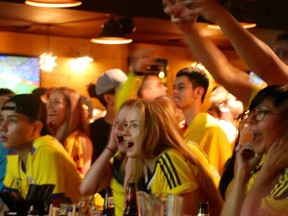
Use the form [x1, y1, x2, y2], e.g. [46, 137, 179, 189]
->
[181, 0, 224, 23]
[163, 0, 197, 23]
[234, 144, 261, 181]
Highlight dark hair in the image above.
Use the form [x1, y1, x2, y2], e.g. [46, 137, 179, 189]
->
[4, 94, 50, 136]
[96, 88, 116, 107]
[0, 88, 14, 96]
[87, 83, 97, 98]
[32, 87, 48, 97]
[87, 83, 116, 107]
[249, 84, 288, 110]
[249, 84, 288, 122]
[176, 67, 209, 103]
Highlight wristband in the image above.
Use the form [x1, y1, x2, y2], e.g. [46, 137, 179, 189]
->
[106, 147, 116, 155]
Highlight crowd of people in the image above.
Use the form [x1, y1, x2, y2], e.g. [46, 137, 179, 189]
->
[0, 0, 287, 215]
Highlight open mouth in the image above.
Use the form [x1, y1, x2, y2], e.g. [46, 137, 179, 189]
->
[251, 132, 262, 144]
[116, 135, 124, 143]
[1, 136, 7, 142]
[126, 141, 134, 149]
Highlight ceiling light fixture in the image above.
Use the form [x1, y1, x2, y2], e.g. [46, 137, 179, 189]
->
[25, 0, 81, 8]
[91, 18, 134, 45]
[40, 25, 57, 72]
[39, 53, 57, 72]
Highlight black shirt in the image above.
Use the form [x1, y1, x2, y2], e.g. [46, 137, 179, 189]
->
[89, 117, 112, 163]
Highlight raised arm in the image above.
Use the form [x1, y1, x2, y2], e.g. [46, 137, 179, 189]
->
[186, 0, 288, 84]
[163, 0, 254, 107]
[80, 136, 93, 175]
[221, 144, 261, 216]
[79, 132, 117, 195]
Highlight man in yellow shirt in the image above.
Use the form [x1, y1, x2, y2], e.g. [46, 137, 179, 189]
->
[1, 94, 83, 207]
[173, 67, 232, 174]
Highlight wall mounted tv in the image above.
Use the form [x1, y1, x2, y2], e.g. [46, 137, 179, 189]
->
[0, 54, 40, 94]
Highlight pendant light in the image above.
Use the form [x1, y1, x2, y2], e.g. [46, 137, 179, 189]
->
[25, 0, 81, 8]
[91, 17, 134, 45]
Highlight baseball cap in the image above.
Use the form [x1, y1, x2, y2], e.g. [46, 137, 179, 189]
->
[95, 68, 127, 95]
[1, 94, 47, 123]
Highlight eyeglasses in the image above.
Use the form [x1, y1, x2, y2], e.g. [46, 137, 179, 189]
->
[238, 107, 276, 122]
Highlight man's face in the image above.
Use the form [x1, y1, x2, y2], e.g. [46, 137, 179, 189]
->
[140, 75, 167, 100]
[0, 102, 36, 151]
[173, 76, 197, 110]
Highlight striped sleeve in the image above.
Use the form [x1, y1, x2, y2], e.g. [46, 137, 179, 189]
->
[147, 150, 198, 195]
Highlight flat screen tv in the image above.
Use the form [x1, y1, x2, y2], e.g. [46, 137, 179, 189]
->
[0, 54, 40, 94]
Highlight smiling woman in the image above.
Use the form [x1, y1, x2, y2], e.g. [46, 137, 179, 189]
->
[47, 86, 93, 175]
[123, 98, 223, 216]
[221, 84, 288, 216]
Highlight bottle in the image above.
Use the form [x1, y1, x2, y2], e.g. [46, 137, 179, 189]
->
[197, 202, 209, 216]
[27, 205, 40, 216]
[123, 182, 138, 216]
[103, 186, 115, 216]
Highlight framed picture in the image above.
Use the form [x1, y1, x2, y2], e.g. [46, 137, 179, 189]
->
[128, 57, 168, 83]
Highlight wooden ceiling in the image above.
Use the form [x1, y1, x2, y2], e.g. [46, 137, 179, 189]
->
[0, 0, 287, 48]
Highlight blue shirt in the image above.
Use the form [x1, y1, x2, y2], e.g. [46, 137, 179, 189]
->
[0, 139, 8, 191]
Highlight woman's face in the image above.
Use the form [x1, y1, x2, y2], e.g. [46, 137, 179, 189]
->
[113, 105, 130, 153]
[47, 91, 67, 129]
[248, 100, 287, 154]
[123, 107, 142, 157]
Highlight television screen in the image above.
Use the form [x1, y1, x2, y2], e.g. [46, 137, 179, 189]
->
[0, 55, 40, 94]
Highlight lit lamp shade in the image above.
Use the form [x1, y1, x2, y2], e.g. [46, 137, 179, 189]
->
[25, 0, 82, 8]
[91, 18, 132, 45]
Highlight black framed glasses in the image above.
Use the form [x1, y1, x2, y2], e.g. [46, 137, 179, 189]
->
[238, 107, 276, 122]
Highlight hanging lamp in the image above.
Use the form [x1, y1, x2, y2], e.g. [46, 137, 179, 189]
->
[91, 18, 133, 45]
[25, 0, 81, 8]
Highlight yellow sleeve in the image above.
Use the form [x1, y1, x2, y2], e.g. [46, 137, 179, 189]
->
[187, 141, 220, 187]
[35, 145, 67, 195]
[260, 197, 288, 216]
[115, 72, 143, 111]
[149, 151, 198, 196]
[3, 155, 20, 192]
[198, 127, 232, 175]
[246, 84, 263, 109]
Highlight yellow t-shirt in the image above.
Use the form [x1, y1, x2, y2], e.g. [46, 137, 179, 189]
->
[4, 135, 82, 203]
[226, 156, 288, 215]
[184, 112, 232, 175]
[249, 157, 288, 215]
[63, 130, 91, 174]
[187, 141, 220, 187]
[246, 84, 263, 109]
[115, 72, 143, 111]
[110, 153, 125, 216]
[146, 149, 198, 196]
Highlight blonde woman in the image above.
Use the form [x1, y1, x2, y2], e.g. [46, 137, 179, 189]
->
[123, 99, 223, 215]
[80, 100, 138, 216]
[47, 86, 93, 175]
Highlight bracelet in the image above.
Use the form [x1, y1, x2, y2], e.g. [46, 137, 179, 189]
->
[106, 147, 116, 155]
